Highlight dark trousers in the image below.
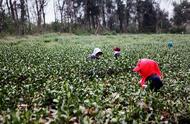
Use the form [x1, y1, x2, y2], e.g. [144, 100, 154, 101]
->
[147, 74, 163, 91]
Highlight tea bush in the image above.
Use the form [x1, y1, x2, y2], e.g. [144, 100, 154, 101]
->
[0, 34, 190, 123]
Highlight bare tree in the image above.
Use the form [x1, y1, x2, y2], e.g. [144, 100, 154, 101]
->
[53, 0, 57, 21]
[158, 0, 186, 4]
[20, 0, 27, 34]
[34, 0, 47, 32]
[9, 0, 16, 22]
[6, 0, 19, 33]
[57, 0, 65, 25]
[0, 0, 4, 32]
[65, 0, 73, 32]
[5, 0, 10, 15]
[25, 0, 31, 32]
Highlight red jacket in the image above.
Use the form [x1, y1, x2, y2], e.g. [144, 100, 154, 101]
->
[133, 59, 162, 88]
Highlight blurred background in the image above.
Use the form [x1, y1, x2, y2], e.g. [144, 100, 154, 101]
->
[0, 0, 190, 35]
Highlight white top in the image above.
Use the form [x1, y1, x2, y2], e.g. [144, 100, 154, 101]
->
[92, 48, 102, 56]
[114, 51, 120, 55]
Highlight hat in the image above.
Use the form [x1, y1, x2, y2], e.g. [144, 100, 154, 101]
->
[168, 40, 173, 48]
[113, 47, 121, 52]
[92, 48, 102, 56]
[113, 47, 121, 54]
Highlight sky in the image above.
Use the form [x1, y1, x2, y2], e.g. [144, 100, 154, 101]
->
[45, 0, 178, 24]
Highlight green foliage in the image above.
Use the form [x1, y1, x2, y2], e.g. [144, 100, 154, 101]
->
[43, 39, 51, 43]
[102, 31, 117, 35]
[0, 34, 190, 123]
[3, 16, 16, 34]
[72, 27, 92, 36]
[51, 21, 62, 32]
[170, 26, 185, 33]
[173, 1, 190, 26]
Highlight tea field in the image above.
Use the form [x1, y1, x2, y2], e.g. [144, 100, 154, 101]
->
[0, 34, 190, 123]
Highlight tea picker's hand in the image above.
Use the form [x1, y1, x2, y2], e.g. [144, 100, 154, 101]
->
[138, 82, 147, 89]
[142, 85, 148, 89]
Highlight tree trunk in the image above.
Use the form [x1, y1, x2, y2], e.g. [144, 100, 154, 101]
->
[43, 11, 45, 28]
[91, 15, 95, 29]
[0, 0, 3, 8]
[42, 0, 46, 29]
[9, 0, 15, 21]
[119, 19, 123, 32]
[95, 16, 101, 34]
[26, 0, 31, 32]
[20, 0, 26, 35]
[57, 0, 65, 32]
[85, 0, 91, 30]
[5, 0, 11, 16]
[13, 1, 19, 34]
[53, 0, 57, 22]
[102, 0, 106, 27]
[0, 0, 4, 32]
[136, 0, 141, 32]
[35, 0, 42, 32]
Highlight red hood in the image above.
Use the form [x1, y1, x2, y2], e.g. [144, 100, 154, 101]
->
[113, 47, 121, 51]
[133, 59, 161, 87]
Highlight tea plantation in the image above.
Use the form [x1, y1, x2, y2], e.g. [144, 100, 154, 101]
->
[0, 34, 190, 123]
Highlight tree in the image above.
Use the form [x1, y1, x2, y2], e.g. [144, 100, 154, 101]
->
[0, 0, 180, 34]
[101, 0, 106, 27]
[155, 5, 171, 33]
[25, 0, 32, 32]
[0, 0, 4, 32]
[125, 0, 133, 30]
[106, 0, 115, 30]
[57, 0, 65, 31]
[20, 0, 27, 35]
[84, 0, 100, 30]
[136, 0, 157, 33]
[64, 0, 74, 32]
[34, 0, 48, 32]
[5, 0, 19, 33]
[116, 0, 125, 32]
[173, 0, 190, 26]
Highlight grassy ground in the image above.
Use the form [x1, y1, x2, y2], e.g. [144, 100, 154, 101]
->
[0, 34, 190, 123]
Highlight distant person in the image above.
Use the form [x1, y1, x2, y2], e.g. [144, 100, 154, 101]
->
[133, 58, 163, 91]
[88, 48, 103, 59]
[168, 40, 173, 49]
[113, 47, 121, 59]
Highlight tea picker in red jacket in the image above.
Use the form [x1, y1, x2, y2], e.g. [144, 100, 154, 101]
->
[113, 47, 121, 59]
[133, 58, 163, 91]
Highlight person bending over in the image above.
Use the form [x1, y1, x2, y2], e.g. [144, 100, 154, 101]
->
[133, 58, 163, 91]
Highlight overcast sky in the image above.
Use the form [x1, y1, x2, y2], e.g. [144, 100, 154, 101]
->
[44, 0, 181, 23]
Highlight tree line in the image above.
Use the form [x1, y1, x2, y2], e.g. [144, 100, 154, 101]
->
[0, 0, 190, 35]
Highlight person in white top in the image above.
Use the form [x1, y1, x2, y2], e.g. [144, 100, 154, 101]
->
[88, 48, 103, 59]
